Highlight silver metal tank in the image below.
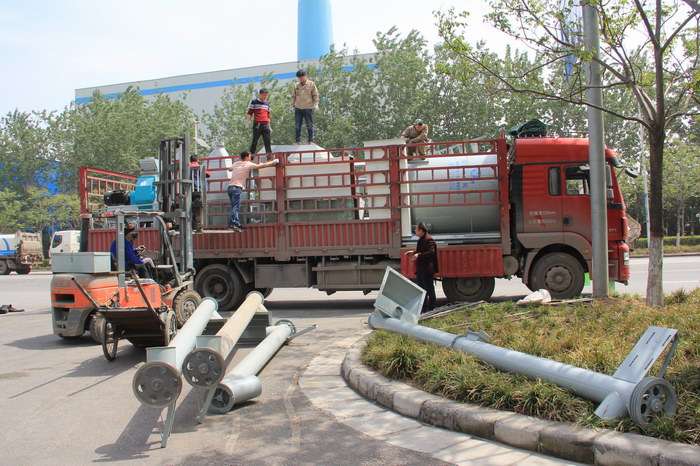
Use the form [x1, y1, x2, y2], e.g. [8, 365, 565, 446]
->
[407, 153, 500, 235]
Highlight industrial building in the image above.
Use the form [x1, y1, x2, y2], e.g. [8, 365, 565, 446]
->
[74, 0, 374, 118]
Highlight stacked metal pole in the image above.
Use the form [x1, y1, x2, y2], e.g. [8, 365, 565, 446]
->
[208, 320, 297, 414]
[132, 297, 218, 408]
[183, 291, 265, 388]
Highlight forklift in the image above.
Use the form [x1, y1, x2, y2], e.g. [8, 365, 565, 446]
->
[51, 136, 203, 359]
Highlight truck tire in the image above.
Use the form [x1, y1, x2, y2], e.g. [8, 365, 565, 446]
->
[194, 264, 246, 311]
[172, 289, 202, 327]
[443, 277, 495, 303]
[16, 265, 31, 275]
[0, 260, 9, 275]
[530, 252, 584, 299]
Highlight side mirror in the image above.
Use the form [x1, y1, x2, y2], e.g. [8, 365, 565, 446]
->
[624, 168, 639, 179]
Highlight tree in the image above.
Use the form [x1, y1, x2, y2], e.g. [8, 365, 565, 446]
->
[664, 142, 700, 244]
[439, 1, 700, 306]
[59, 88, 194, 191]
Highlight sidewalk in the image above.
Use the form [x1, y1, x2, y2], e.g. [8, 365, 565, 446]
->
[298, 331, 580, 465]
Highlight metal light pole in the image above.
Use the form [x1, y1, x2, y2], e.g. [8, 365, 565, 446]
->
[583, 2, 609, 297]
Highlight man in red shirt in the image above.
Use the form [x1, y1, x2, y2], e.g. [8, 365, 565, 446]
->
[246, 88, 272, 155]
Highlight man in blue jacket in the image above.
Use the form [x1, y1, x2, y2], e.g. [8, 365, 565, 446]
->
[109, 224, 153, 279]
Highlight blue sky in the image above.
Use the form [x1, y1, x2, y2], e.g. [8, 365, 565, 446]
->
[0, 0, 512, 116]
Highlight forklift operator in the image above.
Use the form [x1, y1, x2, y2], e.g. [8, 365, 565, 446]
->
[109, 224, 154, 279]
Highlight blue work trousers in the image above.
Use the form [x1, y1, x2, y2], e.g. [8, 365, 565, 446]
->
[294, 108, 314, 143]
[228, 185, 242, 227]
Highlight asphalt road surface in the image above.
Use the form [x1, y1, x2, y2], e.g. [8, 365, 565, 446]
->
[0, 256, 697, 464]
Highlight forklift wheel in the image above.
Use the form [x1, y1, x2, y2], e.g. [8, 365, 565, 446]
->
[164, 311, 177, 345]
[101, 319, 118, 361]
[173, 289, 202, 327]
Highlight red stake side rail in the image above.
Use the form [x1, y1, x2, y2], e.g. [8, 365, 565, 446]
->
[81, 137, 510, 278]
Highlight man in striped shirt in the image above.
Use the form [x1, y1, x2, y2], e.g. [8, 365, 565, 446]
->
[245, 88, 272, 155]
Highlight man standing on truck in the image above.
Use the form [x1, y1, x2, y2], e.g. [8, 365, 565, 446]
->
[401, 119, 429, 158]
[291, 70, 319, 144]
[405, 222, 439, 313]
[227, 151, 279, 232]
[246, 88, 273, 155]
[109, 224, 154, 279]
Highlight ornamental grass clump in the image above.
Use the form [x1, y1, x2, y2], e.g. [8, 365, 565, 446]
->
[361, 288, 700, 445]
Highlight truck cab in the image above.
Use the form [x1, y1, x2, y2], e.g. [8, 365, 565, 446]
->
[49, 230, 81, 257]
[511, 138, 631, 296]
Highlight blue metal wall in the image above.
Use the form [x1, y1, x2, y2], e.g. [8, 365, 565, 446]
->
[298, 0, 333, 61]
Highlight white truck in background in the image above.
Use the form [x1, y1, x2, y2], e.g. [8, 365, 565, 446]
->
[0, 231, 44, 275]
[49, 230, 81, 257]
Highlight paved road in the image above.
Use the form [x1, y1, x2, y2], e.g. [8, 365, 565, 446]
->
[0, 257, 697, 464]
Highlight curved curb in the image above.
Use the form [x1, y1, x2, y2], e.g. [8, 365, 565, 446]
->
[342, 338, 700, 466]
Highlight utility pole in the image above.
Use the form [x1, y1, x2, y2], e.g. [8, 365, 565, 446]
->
[583, 2, 609, 297]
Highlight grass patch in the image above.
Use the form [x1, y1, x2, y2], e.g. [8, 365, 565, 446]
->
[631, 244, 700, 256]
[362, 289, 700, 445]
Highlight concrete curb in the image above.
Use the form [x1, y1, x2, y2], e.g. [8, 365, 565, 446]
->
[342, 338, 700, 466]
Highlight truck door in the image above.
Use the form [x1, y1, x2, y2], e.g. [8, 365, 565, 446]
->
[517, 165, 563, 238]
[562, 165, 592, 240]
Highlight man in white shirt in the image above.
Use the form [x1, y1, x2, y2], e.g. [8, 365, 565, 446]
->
[227, 151, 279, 232]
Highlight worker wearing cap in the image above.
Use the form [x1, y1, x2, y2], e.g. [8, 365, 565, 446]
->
[246, 88, 273, 154]
[401, 119, 429, 158]
[227, 151, 280, 232]
[291, 70, 319, 144]
[109, 225, 154, 279]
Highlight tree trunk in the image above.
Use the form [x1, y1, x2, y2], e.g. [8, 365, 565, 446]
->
[675, 204, 681, 248]
[646, 128, 665, 307]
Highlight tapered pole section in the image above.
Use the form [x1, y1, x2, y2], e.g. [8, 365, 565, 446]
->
[183, 291, 265, 388]
[583, 1, 609, 296]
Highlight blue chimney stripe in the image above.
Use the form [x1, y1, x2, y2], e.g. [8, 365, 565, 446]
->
[74, 64, 375, 104]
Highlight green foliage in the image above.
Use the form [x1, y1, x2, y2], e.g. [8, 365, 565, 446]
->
[362, 291, 700, 444]
[634, 235, 700, 248]
[0, 187, 79, 233]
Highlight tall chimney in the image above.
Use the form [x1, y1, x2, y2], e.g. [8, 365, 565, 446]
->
[297, 0, 333, 61]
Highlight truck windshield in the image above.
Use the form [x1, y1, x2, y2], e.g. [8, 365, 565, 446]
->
[51, 234, 63, 248]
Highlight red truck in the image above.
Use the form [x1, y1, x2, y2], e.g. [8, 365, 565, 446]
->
[78, 135, 631, 311]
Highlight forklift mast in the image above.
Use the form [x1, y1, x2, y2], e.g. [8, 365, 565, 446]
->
[157, 135, 194, 274]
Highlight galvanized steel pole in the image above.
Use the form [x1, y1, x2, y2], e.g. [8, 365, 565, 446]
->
[583, 1, 609, 297]
[209, 320, 296, 414]
[183, 291, 265, 388]
[368, 312, 677, 426]
[132, 297, 218, 408]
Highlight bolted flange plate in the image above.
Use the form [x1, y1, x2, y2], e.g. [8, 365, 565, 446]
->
[182, 348, 225, 389]
[132, 361, 182, 408]
[629, 376, 678, 427]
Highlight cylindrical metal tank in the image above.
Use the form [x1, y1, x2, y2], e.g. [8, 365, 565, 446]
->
[205, 142, 233, 226]
[407, 154, 500, 234]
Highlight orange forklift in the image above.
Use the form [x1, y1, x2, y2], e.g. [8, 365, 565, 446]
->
[51, 136, 202, 360]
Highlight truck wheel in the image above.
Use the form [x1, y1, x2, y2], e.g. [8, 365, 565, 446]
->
[89, 313, 104, 344]
[530, 252, 584, 299]
[443, 277, 495, 303]
[16, 265, 31, 275]
[195, 264, 246, 311]
[172, 289, 202, 327]
[0, 260, 9, 275]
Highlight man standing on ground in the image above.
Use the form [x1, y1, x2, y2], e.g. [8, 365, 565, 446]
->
[405, 222, 439, 313]
[401, 119, 429, 158]
[246, 88, 273, 155]
[227, 151, 279, 232]
[291, 70, 319, 144]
